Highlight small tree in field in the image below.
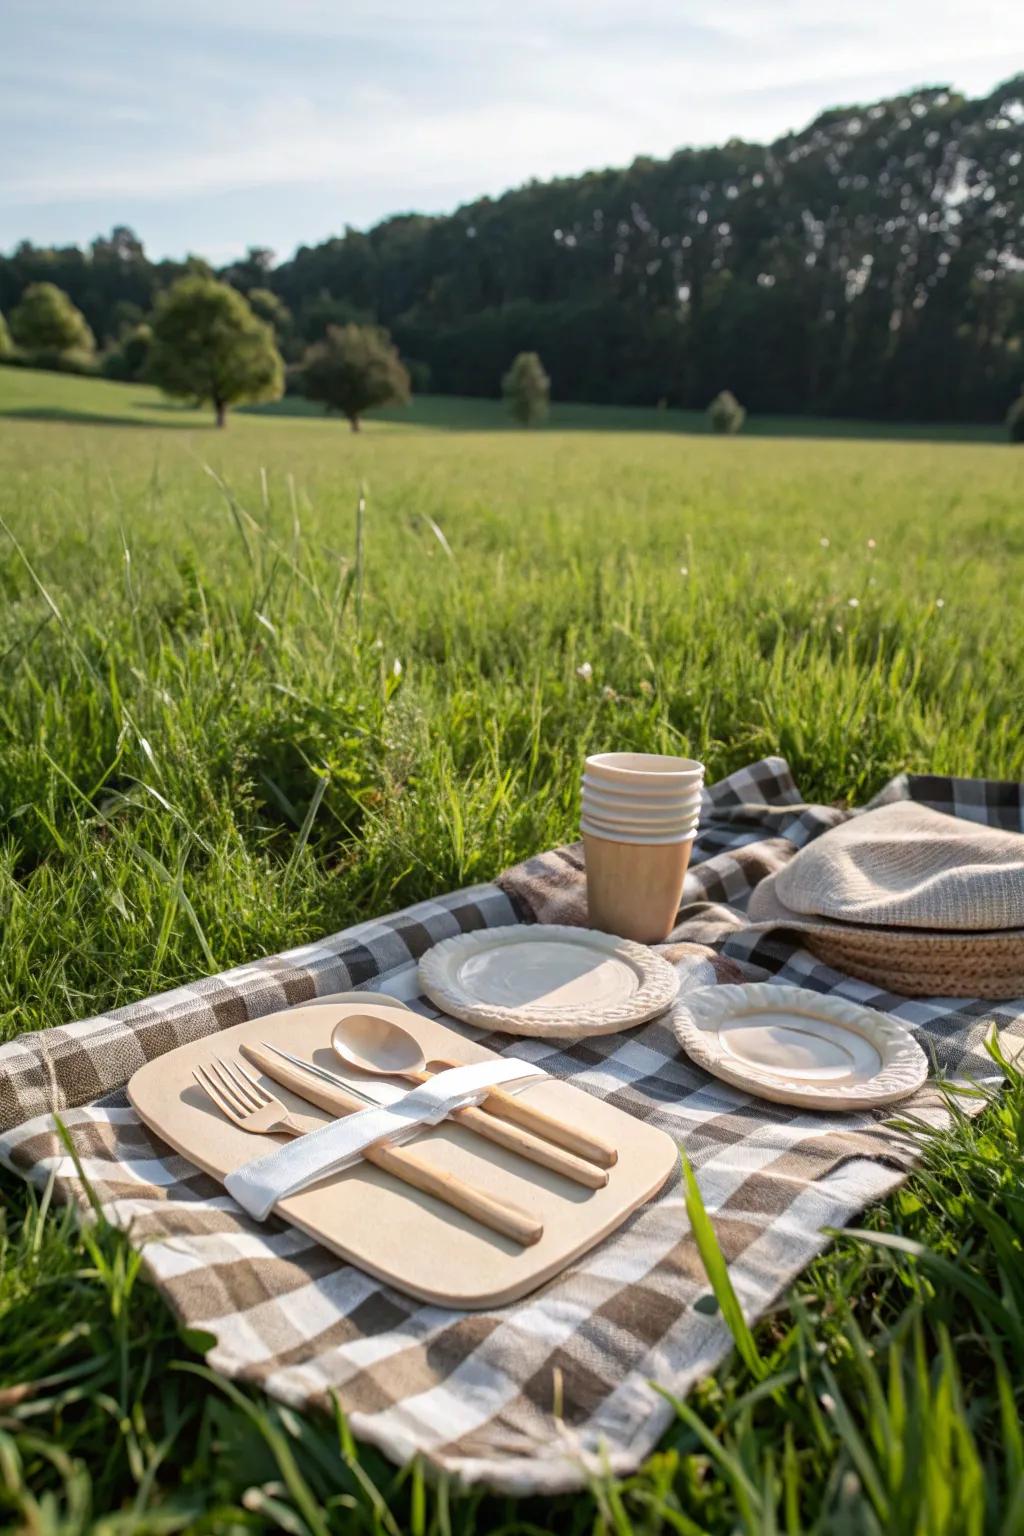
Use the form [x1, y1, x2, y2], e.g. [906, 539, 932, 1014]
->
[0, 311, 12, 358]
[303, 324, 410, 431]
[10, 282, 95, 355]
[1008, 393, 1024, 444]
[148, 277, 283, 427]
[708, 389, 746, 434]
[502, 352, 550, 425]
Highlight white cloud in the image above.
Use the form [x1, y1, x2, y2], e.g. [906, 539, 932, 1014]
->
[2, 0, 1022, 255]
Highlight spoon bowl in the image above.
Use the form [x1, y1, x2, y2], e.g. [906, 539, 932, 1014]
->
[332, 1013, 426, 1078]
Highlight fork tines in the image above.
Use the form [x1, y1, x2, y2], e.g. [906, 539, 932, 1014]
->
[193, 1057, 271, 1121]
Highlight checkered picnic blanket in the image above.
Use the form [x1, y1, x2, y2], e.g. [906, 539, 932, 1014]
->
[1, 757, 1022, 1494]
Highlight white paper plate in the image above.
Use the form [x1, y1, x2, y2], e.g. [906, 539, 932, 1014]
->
[672, 982, 928, 1109]
[419, 924, 680, 1038]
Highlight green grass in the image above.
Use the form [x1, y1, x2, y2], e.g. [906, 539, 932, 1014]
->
[0, 362, 1008, 440]
[1, 366, 1023, 1531]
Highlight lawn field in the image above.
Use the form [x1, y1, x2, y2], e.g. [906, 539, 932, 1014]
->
[1, 366, 1023, 1532]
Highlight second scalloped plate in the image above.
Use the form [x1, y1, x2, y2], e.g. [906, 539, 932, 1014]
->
[672, 982, 928, 1109]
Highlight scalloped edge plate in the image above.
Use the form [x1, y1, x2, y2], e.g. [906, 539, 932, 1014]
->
[418, 924, 680, 1038]
[672, 982, 928, 1109]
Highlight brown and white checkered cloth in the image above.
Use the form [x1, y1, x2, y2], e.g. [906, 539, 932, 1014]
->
[1, 758, 1022, 1494]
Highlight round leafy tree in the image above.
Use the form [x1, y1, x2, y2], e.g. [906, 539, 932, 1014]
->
[1008, 393, 1024, 444]
[148, 277, 283, 427]
[303, 324, 411, 431]
[502, 352, 550, 426]
[10, 282, 95, 355]
[708, 389, 746, 434]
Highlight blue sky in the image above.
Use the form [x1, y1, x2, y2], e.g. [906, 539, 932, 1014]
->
[4, 0, 1021, 265]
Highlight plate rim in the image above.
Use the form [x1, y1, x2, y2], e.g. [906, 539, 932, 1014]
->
[672, 982, 928, 1108]
[419, 923, 681, 1037]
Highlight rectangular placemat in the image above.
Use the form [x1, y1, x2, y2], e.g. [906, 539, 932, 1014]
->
[1, 757, 1022, 1494]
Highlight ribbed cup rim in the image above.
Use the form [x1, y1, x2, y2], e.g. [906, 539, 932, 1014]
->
[583, 822, 700, 841]
[583, 774, 703, 801]
[582, 819, 697, 847]
[582, 804, 701, 830]
[585, 752, 704, 782]
[582, 776, 703, 802]
[582, 782, 703, 811]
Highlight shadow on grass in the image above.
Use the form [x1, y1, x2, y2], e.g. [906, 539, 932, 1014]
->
[0, 395, 1006, 447]
[0, 406, 209, 430]
[247, 394, 1007, 444]
[140, 399, 214, 416]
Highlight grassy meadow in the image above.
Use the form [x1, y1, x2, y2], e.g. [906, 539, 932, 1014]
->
[1, 364, 1024, 1532]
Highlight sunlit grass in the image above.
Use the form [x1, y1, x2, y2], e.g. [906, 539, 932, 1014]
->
[0, 367, 1022, 1529]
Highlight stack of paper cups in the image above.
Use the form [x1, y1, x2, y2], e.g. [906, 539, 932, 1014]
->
[582, 752, 705, 943]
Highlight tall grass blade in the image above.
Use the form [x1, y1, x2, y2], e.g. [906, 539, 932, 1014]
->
[681, 1152, 767, 1381]
[283, 771, 329, 890]
[354, 483, 366, 631]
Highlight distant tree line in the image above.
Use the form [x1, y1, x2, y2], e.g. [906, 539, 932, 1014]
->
[0, 268, 416, 429]
[1, 76, 1022, 425]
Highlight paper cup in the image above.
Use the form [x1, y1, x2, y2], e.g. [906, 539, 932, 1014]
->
[584, 829, 694, 943]
[585, 753, 704, 790]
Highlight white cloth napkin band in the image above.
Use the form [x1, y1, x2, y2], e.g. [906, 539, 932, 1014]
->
[225, 1058, 546, 1220]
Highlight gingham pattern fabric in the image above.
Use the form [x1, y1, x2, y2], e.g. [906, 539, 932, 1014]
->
[1, 758, 1021, 1495]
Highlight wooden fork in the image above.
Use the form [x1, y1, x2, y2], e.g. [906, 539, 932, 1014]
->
[192, 1057, 543, 1246]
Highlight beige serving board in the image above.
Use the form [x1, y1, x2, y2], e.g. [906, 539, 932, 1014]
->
[128, 996, 678, 1308]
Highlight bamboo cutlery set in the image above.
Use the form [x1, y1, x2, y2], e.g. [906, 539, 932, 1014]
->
[192, 1009, 615, 1247]
[128, 996, 678, 1306]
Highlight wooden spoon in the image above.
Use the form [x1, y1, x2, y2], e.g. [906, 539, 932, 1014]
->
[331, 1012, 616, 1172]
